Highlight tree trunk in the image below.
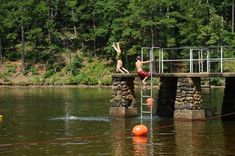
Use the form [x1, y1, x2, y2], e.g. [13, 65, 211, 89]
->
[21, 25, 26, 72]
[0, 39, 2, 65]
[151, 26, 154, 47]
[47, 0, 52, 45]
[93, 18, 96, 56]
[93, 0, 96, 56]
[73, 25, 77, 37]
[72, 10, 77, 37]
[232, 0, 234, 33]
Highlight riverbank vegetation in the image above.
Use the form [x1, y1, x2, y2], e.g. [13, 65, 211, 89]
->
[1, 0, 235, 85]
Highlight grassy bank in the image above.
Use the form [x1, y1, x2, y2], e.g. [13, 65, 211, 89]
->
[0, 54, 114, 86]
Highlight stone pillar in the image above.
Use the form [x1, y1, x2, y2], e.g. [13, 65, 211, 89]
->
[157, 77, 178, 117]
[222, 77, 235, 119]
[174, 77, 205, 120]
[110, 76, 137, 117]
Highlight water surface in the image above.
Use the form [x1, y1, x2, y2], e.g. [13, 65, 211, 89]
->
[0, 87, 235, 155]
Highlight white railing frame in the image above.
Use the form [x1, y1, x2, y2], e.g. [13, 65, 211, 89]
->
[141, 46, 235, 74]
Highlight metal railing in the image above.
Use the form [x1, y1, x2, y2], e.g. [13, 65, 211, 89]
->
[141, 46, 235, 73]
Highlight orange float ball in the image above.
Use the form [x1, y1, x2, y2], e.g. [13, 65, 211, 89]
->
[132, 125, 148, 136]
[146, 98, 154, 106]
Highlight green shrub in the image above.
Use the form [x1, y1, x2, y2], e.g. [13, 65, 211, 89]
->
[224, 61, 235, 72]
[6, 64, 17, 73]
[101, 75, 112, 85]
[0, 72, 11, 82]
[77, 58, 112, 85]
[73, 73, 86, 84]
[29, 66, 39, 75]
[82, 76, 99, 85]
[44, 69, 54, 78]
[30, 76, 45, 84]
[66, 55, 83, 75]
[210, 77, 223, 86]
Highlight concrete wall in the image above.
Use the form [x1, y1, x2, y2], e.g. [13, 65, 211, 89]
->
[174, 78, 205, 120]
[110, 77, 137, 117]
[222, 77, 235, 119]
[156, 77, 205, 120]
[156, 77, 178, 118]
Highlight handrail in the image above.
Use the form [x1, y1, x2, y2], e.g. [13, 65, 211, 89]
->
[142, 46, 235, 74]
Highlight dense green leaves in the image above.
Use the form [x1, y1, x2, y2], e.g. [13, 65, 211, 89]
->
[1, 0, 235, 66]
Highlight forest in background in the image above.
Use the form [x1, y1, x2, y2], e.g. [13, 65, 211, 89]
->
[0, 0, 235, 85]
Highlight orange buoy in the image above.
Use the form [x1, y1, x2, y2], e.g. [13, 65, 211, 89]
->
[146, 98, 154, 106]
[132, 125, 148, 136]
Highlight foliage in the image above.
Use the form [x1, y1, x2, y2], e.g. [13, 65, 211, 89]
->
[223, 61, 235, 72]
[77, 58, 112, 85]
[28, 56, 112, 85]
[44, 69, 54, 78]
[6, 64, 17, 73]
[1, 0, 235, 85]
[66, 55, 83, 75]
[1, 0, 234, 63]
[28, 66, 39, 75]
[210, 77, 224, 86]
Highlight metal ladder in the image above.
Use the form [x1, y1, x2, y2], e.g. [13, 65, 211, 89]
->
[140, 47, 154, 119]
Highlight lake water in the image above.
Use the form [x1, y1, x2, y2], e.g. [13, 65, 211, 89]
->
[0, 87, 235, 156]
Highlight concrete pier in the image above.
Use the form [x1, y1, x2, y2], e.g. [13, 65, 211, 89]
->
[111, 73, 235, 120]
[110, 75, 137, 117]
[174, 78, 205, 120]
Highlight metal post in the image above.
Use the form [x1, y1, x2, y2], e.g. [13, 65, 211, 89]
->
[220, 46, 223, 73]
[206, 49, 210, 73]
[158, 49, 161, 73]
[198, 50, 201, 72]
[190, 49, 193, 73]
[140, 48, 143, 119]
[150, 47, 153, 120]
[201, 50, 204, 72]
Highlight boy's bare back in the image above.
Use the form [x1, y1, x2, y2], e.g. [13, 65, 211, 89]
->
[135, 60, 143, 72]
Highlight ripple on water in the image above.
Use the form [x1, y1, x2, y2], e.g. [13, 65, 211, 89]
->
[50, 116, 110, 122]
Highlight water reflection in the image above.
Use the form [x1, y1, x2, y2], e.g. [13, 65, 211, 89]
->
[223, 121, 235, 155]
[132, 136, 148, 156]
[110, 118, 150, 156]
[110, 118, 131, 156]
[0, 87, 234, 155]
[174, 120, 225, 155]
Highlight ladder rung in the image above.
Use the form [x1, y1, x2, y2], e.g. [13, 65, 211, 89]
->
[141, 87, 152, 90]
[142, 95, 151, 98]
[142, 111, 151, 114]
[141, 103, 149, 106]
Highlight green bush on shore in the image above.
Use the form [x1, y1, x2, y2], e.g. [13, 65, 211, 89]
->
[77, 58, 112, 85]
[1, 52, 113, 85]
[28, 56, 113, 85]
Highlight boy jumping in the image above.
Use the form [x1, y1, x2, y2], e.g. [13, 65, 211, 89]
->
[113, 42, 129, 73]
